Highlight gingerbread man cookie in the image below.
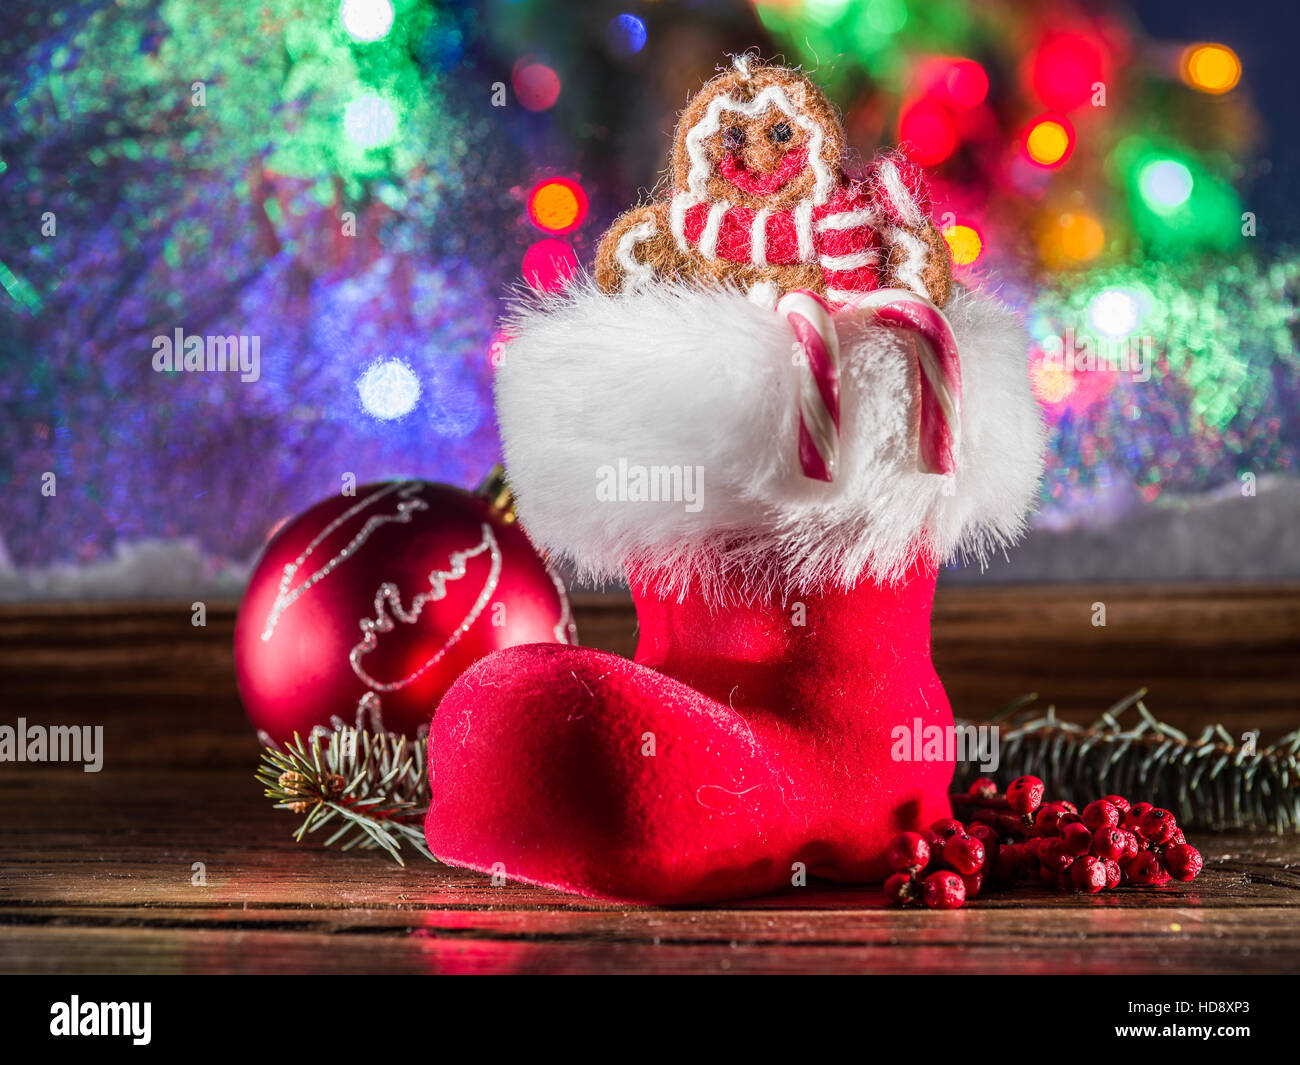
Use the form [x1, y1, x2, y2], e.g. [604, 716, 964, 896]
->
[594, 56, 952, 309]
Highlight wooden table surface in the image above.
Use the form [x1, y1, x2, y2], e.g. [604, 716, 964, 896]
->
[2, 586, 1298, 975]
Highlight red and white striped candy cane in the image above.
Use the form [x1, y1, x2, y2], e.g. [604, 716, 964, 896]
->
[777, 289, 841, 482]
[845, 288, 961, 476]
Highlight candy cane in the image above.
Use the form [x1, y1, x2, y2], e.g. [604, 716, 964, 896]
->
[844, 288, 961, 476]
[777, 289, 841, 482]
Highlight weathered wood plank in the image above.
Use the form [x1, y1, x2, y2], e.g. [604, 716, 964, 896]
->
[0, 591, 1296, 974]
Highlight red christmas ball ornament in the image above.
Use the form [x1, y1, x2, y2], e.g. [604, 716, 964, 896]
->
[235, 468, 575, 743]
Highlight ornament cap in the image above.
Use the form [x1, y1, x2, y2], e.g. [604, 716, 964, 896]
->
[477, 463, 517, 523]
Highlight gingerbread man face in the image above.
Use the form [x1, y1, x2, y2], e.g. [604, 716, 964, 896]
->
[594, 56, 951, 309]
[670, 60, 844, 211]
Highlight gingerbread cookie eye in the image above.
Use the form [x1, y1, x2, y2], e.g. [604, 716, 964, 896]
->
[722, 125, 746, 151]
[768, 121, 794, 144]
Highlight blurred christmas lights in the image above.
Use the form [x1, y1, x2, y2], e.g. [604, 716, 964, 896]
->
[340, 0, 394, 42]
[1030, 33, 1105, 111]
[1138, 158, 1194, 211]
[1025, 116, 1074, 167]
[344, 92, 399, 148]
[1181, 43, 1241, 95]
[942, 223, 983, 265]
[1044, 211, 1105, 263]
[513, 60, 562, 111]
[357, 358, 421, 420]
[943, 58, 989, 108]
[1088, 287, 1144, 338]
[522, 239, 578, 292]
[606, 14, 648, 57]
[527, 177, 588, 235]
[899, 98, 958, 166]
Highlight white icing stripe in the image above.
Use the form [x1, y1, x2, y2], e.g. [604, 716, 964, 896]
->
[615, 220, 657, 291]
[750, 207, 770, 267]
[669, 194, 694, 252]
[794, 201, 814, 260]
[698, 202, 727, 258]
[888, 226, 928, 296]
[877, 159, 924, 228]
[819, 251, 878, 271]
[683, 84, 835, 205]
[816, 208, 876, 231]
[825, 288, 861, 303]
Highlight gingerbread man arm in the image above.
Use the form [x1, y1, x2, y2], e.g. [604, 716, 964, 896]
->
[867, 154, 952, 307]
[594, 202, 686, 294]
[880, 220, 951, 307]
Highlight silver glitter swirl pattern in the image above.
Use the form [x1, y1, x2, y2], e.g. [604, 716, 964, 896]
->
[348, 522, 502, 692]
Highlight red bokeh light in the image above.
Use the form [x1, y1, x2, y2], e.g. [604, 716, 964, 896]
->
[1030, 33, 1106, 111]
[522, 239, 577, 292]
[944, 59, 989, 109]
[899, 98, 959, 167]
[512, 60, 561, 112]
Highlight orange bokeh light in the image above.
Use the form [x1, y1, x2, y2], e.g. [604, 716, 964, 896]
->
[1025, 116, 1074, 168]
[527, 177, 588, 235]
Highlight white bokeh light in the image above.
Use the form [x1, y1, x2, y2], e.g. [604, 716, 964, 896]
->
[340, 0, 395, 43]
[357, 359, 421, 420]
[1088, 287, 1143, 339]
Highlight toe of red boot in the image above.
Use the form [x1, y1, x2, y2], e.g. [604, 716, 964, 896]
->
[425, 643, 800, 904]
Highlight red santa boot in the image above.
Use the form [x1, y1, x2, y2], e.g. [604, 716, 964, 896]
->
[425, 276, 1044, 904]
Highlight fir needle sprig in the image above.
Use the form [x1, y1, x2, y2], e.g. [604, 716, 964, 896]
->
[256, 726, 436, 865]
[957, 691, 1300, 834]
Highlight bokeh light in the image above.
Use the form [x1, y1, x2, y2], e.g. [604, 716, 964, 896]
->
[1025, 116, 1074, 167]
[1181, 43, 1241, 95]
[522, 239, 578, 292]
[344, 92, 399, 148]
[1030, 33, 1105, 111]
[1043, 211, 1106, 263]
[899, 98, 958, 166]
[513, 61, 562, 111]
[1138, 158, 1194, 211]
[340, 0, 395, 43]
[357, 359, 421, 420]
[944, 58, 989, 108]
[863, 0, 908, 34]
[942, 223, 983, 265]
[527, 177, 588, 235]
[605, 14, 648, 57]
[1088, 287, 1144, 338]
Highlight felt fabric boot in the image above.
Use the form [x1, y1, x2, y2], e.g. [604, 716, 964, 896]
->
[426, 553, 953, 903]
[424, 280, 1044, 904]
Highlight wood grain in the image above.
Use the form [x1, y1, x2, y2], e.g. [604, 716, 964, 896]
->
[0, 588, 1297, 974]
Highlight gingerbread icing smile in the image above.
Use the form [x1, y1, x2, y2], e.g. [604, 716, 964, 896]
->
[719, 146, 809, 196]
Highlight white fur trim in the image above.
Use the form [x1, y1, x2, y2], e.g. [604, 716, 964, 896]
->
[794, 201, 815, 260]
[751, 207, 771, 267]
[684, 85, 834, 205]
[746, 281, 780, 311]
[497, 280, 1045, 603]
[614, 221, 657, 291]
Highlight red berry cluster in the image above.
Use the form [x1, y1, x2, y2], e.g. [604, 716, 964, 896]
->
[883, 817, 993, 910]
[884, 776, 1203, 909]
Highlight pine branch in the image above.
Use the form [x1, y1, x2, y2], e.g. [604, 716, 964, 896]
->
[256, 727, 436, 865]
[956, 691, 1300, 833]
